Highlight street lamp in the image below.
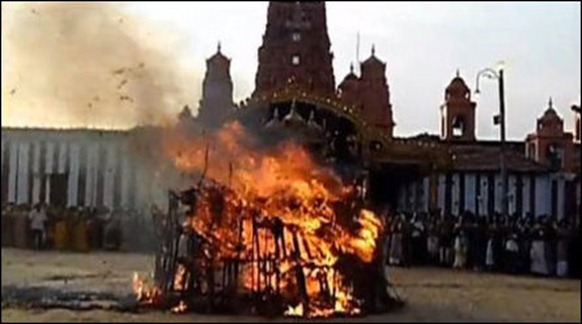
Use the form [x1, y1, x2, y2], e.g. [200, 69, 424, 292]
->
[571, 103, 580, 229]
[574, 103, 581, 142]
[475, 66, 508, 218]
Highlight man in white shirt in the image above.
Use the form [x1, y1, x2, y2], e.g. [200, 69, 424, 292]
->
[28, 204, 48, 250]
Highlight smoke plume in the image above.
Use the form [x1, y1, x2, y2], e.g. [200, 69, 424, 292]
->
[1, 2, 200, 129]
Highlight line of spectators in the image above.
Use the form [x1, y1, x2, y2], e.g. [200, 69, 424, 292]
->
[382, 210, 580, 279]
[1, 203, 124, 251]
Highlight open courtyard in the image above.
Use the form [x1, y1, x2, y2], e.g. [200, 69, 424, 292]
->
[1, 248, 579, 323]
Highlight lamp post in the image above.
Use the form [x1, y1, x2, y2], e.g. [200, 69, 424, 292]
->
[572, 104, 581, 229]
[574, 104, 581, 141]
[475, 66, 508, 218]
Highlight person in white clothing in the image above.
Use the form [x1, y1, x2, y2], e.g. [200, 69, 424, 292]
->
[556, 219, 570, 278]
[505, 233, 520, 274]
[453, 230, 468, 269]
[530, 220, 548, 276]
[28, 204, 48, 250]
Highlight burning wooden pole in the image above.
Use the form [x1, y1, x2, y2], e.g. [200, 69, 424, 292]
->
[291, 229, 310, 315]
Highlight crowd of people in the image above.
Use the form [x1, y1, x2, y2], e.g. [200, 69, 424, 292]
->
[381, 210, 581, 279]
[1, 203, 124, 252]
[2, 201, 580, 280]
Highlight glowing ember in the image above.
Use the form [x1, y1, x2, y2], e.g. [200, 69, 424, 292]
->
[173, 264, 186, 291]
[284, 303, 304, 317]
[132, 272, 161, 304]
[171, 300, 188, 313]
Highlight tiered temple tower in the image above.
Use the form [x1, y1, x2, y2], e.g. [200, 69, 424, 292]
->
[253, 2, 336, 97]
[197, 44, 236, 128]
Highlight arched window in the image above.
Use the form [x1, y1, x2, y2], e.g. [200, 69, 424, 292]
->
[291, 54, 300, 66]
[527, 143, 536, 159]
[451, 115, 466, 137]
[546, 143, 565, 170]
[292, 32, 301, 42]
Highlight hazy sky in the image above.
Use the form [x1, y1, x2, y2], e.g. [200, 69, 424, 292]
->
[2, 2, 580, 140]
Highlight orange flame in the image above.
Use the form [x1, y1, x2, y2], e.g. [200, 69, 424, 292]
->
[132, 272, 161, 304]
[134, 121, 385, 317]
[171, 300, 188, 313]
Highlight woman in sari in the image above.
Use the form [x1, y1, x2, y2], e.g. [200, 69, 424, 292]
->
[389, 216, 404, 266]
[530, 219, 548, 276]
[556, 219, 570, 278]
[453, 228, 468, 269]
[485, 218, 496, 271]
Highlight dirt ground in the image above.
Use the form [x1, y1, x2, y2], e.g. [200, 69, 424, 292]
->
[1, 248, 580, 323]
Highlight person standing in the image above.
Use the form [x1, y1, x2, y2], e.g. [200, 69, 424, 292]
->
[530, 219, 548, 276]
[504, 233, 520, 274]
[453, 228, 468, 269]
[567, 217, 580, 278]
[463, 213, 475, 270]
[545, 218, 558, 277]
[520, 217, 534, 274]
[426, 218, 440, 266]
[410, 213, 426, 266]
[492, 215, 505, 272]
[438, 216, 453, 267]
[472, 218, 487, 272]
[389, 216, 404, 266]
[485, 218, 496, 271]
[28, 204, 47, 250]
[105, 208, 123, 251]
[556, 219, 570, 278]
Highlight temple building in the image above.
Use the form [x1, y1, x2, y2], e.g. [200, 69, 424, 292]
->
[196, 43, 237, 129]
[254, 1, 336, 97]
[0, 126, 173, 211]
[338, 48, 395, 136]
[1, 1, 579, 222]
[396, 79, 580, 220]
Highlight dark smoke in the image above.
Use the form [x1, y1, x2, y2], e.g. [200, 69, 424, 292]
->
[1, 2, 200, 129]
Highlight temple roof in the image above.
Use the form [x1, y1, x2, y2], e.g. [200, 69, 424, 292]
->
[360, 45, 385, 69]
[445, 71, 471, 99]
[207, 42, 230, 65]
[538, 98, 563, 126]
[344, 64, 358, 80]
[339, 63, 359, 88]
[449, 144, 548, 173]
[361, 55, 384, 69]
[406, 133, 550, 173]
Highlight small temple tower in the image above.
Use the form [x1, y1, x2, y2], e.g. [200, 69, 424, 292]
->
[254, 1, 336, 97]
[358, 46, 395, 136]
[337, 46, 395, 137]
[440, 71, 477, 141]
[525, 98, 575, 172]
[338, 63, 360, 106]
[197, 43, 236, 128]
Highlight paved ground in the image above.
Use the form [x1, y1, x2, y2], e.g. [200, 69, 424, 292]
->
[1, 248, 580, 322]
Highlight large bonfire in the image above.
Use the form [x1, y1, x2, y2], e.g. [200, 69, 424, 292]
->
[132, 121, 395, 318]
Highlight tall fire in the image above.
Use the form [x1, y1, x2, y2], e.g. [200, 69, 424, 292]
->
[132, 122, 402, 318]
